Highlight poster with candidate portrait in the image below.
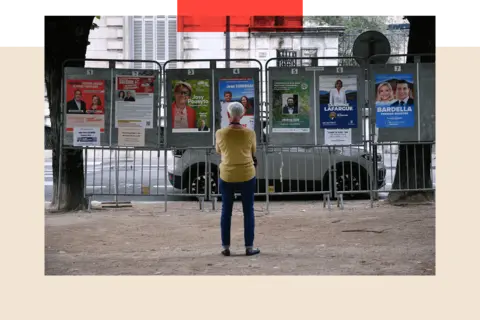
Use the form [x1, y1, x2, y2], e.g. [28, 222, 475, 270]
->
[319, 75, 358, 129]
[375, 73, 415, 128]
[218, 78, 255, 130]
[115, 75, 155, 129]
[271, 80, 310, 133]
[65, 79, 105, 132]
[171, 79, 211, 133]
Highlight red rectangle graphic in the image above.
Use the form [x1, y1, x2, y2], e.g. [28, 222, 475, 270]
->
[177, 0, 303, 16]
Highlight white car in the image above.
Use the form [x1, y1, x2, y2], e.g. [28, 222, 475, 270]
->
[167, 138, 386, 199]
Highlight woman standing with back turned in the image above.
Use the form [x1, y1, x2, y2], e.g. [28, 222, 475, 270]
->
[215, 102, 260, 256]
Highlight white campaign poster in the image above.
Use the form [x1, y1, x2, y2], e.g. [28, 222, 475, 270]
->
[73, 127, 100, 146]
[118, 127, 145, 147]
[115, 75, 155, 128]
[324, 129, 352, 145]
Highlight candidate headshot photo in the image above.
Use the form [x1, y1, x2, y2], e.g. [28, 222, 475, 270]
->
[86, 95, 104, 114]
[172, 81, 197, 129]
[197, 119, 209, 131]
[329, 79, 347, 105]
[376, 82, 396, 103]
[240, 95, 254, 116]
[124, 91, 136, 102]
[118, 90, 126, 100]
[390, 79, 414, 107]
[282, 95, 298, 115]
[66, 89, 87, 113]
[220, 91, 233, 110]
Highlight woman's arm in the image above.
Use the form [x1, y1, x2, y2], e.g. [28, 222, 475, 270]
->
[329, 90, 334, 105]
[251, 131, 257, 155]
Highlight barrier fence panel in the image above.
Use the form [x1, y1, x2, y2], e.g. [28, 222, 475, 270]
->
[265, 145, 333, 209]
[59, 59, 162, 208]
[368, 54, 436, 200]
[55, 55, 435, 212]
[265, 57, 371, 207]
[314, 60, 370, 206]
[266, 64, 316, 145]
[111, 68, 162, 148]
[368, 54, 436, 143]
[374, 141, 436, 195]
[163, 59, 265, 211]
[63, 67, 112, 147]
[332, 144, 384, 208]
[315, 65, 366, 146]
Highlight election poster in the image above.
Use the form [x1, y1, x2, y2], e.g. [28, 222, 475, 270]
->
[171, 79, 211, 133]
[319, 75, 358, 129]
[375, 73, 415, 128]
[115, 75, 155, 128]
[65, 79, 105, 132]
[218, 78, 255, 130]
[271, 80, 310, 133]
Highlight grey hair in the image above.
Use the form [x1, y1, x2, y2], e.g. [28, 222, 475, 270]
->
[227, 101, 245, 118]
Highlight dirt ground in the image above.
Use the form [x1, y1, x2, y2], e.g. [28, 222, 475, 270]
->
[45, 200, 435, 275]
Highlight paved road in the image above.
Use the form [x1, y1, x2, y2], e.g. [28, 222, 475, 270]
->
[44, 150, 436, 202]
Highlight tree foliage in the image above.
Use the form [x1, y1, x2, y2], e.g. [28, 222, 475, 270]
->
[304, 16, 388, 32]
[304, 16, 398, 66]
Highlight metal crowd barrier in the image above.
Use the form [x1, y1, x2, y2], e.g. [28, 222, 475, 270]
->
[54, 55, 436, 213]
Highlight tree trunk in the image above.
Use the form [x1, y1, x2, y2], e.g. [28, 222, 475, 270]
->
[45, 16, 94, 210]
[388, 16, 435, 204]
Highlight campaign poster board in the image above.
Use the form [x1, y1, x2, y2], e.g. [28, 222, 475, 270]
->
[214, 68, 261, 143]
[317, 67, 364, 146]
[165, 68, 214, 148]
[112, 69, 160, 148]
[63, 67, 111, 147]
[370, 64, 420, 142]
[268, 67, 316, 146]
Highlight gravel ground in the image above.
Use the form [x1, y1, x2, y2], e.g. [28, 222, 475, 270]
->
[45, 200, 435, 275]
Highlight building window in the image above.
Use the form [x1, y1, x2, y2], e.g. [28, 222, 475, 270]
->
[301, 49, 318, 66]
[132, 16, 177, 69]
[277, 49, 297, 67]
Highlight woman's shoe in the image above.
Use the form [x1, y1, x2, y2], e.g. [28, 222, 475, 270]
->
[222, 249, 231, 256]
[246, 248, 260, 256]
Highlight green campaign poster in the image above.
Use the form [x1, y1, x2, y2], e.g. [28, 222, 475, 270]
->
[271, 80, 310, 133]
[171, 79, 211, 133]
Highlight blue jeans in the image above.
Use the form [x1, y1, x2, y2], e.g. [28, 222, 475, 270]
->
[219, 177, 256, 248]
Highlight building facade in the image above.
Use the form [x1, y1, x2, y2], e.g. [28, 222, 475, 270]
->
[85, 16, 345, 69]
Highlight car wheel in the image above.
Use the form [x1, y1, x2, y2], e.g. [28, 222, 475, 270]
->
[333, 164, 369, 199]
[188, 171, 218, 199]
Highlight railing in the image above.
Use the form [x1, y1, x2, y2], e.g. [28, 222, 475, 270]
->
[53, 54, 436, 212]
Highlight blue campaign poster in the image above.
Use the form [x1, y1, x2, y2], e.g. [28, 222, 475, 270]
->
[218, 78, 255, 130]
[375, 73, 415, 128]
[319, 75, 358, 129]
